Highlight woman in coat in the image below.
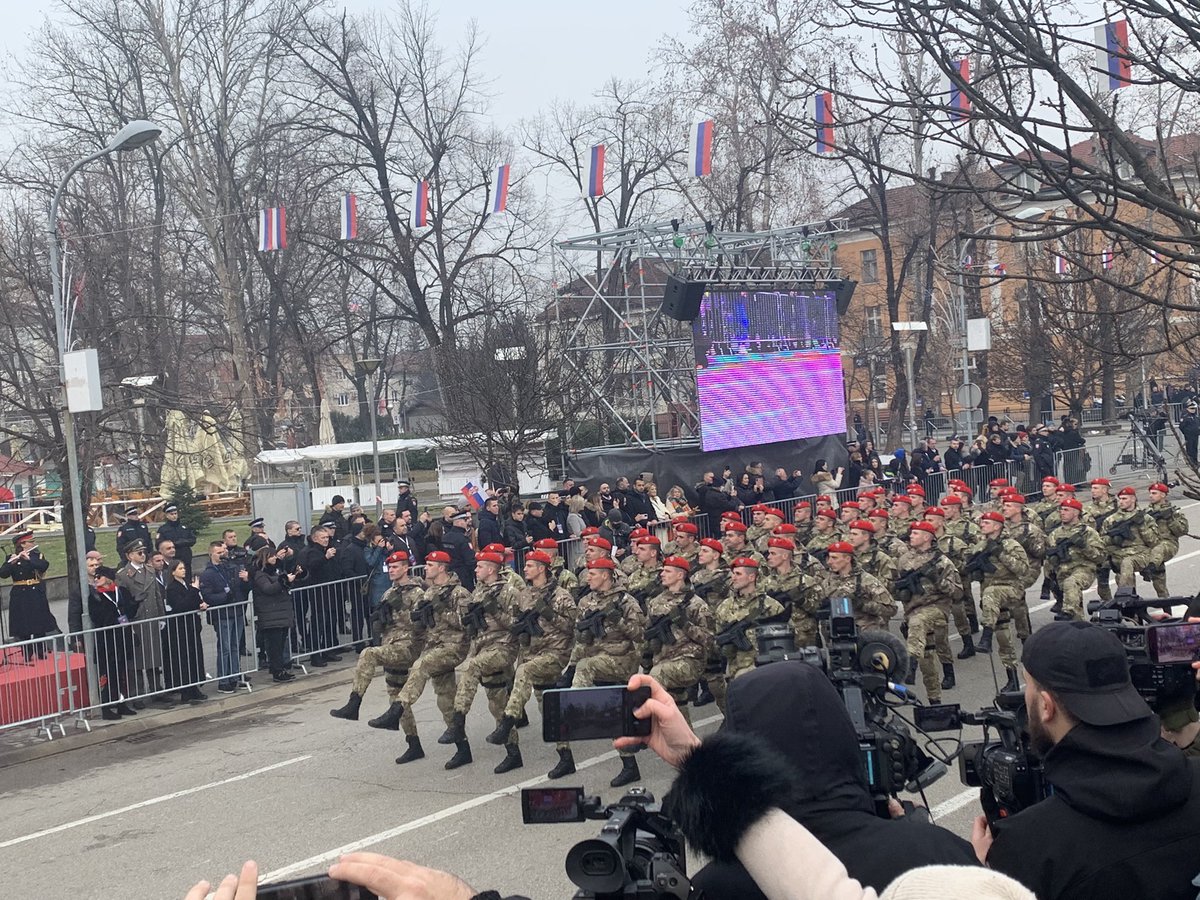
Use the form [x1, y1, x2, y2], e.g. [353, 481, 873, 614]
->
[362, 530, 392, 609]
[164, 560, 207, 703]
[252, 546, 298, 682]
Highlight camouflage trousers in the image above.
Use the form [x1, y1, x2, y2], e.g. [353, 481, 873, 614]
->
[397, 643, 468, 736]
[649, 656, 704, 726]
[454, 644, 517, 746]
[905, 605, 948, 703]
[350, 643, 419, 736]
[950, 589, 978, 639]
[1058, 568, 1094, 621]
[1112, 550, 1153, 590]
[504, 651, 568, 748]
[980, 584, 1021, 668]
[791, 613, 820, 649]
[558, 651, 641, 757]
[1143, 541, 1178, 598]
[711, 652, 756, 715]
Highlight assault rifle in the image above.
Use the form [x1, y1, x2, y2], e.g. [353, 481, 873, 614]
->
[1045, 533, 1084, 566]
[963, 546, 998, 579]
[1106, 516, 1138, 546]
[893, 559, 938, 598]
[715, 618, 756, 655]
[510, 607, 545, 643]
[461, 602, 488, 638]
[410, 600, 435, 629]
[576, 603, 620, 642]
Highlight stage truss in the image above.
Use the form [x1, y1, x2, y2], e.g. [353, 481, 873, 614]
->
[553, 219, 847, 451]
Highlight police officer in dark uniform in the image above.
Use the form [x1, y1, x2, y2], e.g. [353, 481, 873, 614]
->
[442, 509, 477, 590]
[395, 479, 419, 522]
[156, 503, 197, 573]
[116, 507, 152, 562]
[0, 531, 56, 659]
[1180, 400, 1200, 466]
[245, 518, 274, 554]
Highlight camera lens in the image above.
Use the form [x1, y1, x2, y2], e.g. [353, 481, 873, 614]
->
[566, 839, 624, 893]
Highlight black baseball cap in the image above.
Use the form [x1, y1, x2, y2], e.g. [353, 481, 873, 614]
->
[1022, 621, 1151, 726]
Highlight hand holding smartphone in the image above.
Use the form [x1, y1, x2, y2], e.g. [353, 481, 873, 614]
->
[541, 685, 652, 742]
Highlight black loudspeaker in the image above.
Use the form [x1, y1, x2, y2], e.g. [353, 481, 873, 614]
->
[661, 275, 706, 321]
[832, 279, 858, 316]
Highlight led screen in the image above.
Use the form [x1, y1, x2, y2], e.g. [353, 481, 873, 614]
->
[691, 289, 844, 452]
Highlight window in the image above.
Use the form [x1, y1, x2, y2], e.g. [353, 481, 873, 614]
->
[336, 393, 351, 407]
[866, 306, 882, 339]
[861, 249, 879, 284]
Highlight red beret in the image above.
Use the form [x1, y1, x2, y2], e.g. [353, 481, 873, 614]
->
[773, 523, 798, 535]
[674, 522, 699, 535]
[948, 479, 968, 489]
[526, 550, 553, 566]
[869, 509, 890, 519]
[1002, 494, 1026, 504]
[752, 503, 771, 513]
[720, 511, 742, 521]
[385, 551, 409, 564]
[908, 485, 926, 497]
[1057, 484, 1077, 494]
[700, 538, 724, 553]
[425, 550, 451, 564]
[636, 535, 662, 546]
[1118, 486, 1137, 497]
[1060, 497, 1083, 511]
[957, 485, 974, 497]
[816, 508, 837, 520]
[941, 495, 963, 506]
[816, 495, 832, 503]
[483, 543, 507, 554]
[892, 495, 913, 506]
[671, 516, 690, 524]
[1042, 476, 1060, 485]
[849, 519, 876, 533]
[723, 521, 748, 533]
[581, 526, 600, 536]
[730, 556, 759, 569]
[587, 557, 617, 570]
[1091, 478, 1111, 487]
[989, 478, 1010, 488]
[1149, 482, 1170, 494]
[587, 536, 613, 551]
[534, 538, 558, 549]
[477, 552, 504, 565]
[826, 541, 854, 555]
[980, 511, 1005, 523]
[767, 537, 795, 551]
[663, 555, 691, 571]
[630, 528, 650, 539]
[796, 501, 811, 509]
[909, 521, 937, 535]
[762, 507, 784, 519]
[923, 506, 945, 517]
[841, 501, 861, 510]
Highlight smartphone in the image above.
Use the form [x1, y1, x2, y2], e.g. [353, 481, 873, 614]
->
[257, 876, 377, 900]
[542, 685, 652, 742]
[1147, 622, 1200, 664]
[522, 786, 586, 824]
[913, 703, 962, 732]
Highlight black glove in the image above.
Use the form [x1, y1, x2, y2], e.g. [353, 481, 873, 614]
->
[555, 666, 577, 689]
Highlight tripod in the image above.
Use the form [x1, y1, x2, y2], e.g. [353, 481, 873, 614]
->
[1109, 416, 1168, 483]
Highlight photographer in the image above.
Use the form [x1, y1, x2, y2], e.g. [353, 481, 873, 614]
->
[972, 620, 1200, 899]
[618, 665, 977, 899]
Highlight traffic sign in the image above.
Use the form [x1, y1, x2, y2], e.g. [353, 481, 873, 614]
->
[956, 381, 982, 409]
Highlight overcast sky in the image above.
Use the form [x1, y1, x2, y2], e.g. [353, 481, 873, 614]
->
[2, 0, 694, 127]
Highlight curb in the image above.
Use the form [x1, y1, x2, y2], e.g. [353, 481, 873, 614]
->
[0, 663, 355, 770]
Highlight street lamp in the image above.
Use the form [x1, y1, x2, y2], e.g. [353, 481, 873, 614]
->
[120, 375, 160, 488]
[48, 119, 161, 694]
[893, 321, 929, 448]
[355, 358, 384, 520]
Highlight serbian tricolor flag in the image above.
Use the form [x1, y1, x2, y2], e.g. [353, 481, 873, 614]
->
[811, 92, 834, 154]
[460, 481, 486, 510]
[945, 58, 971, 121]
[1101, 247, 1114, 270]
[1054, 254, 1070, 276]
[585, 144, 605, 198]
[411, 179, 430, 228]
[258, 207, 286, 252]
[1095, 20, 1132, 90]
[687, 119, 714, 178]
[492, 164, 510, 214]
[339, 193, 358, 240]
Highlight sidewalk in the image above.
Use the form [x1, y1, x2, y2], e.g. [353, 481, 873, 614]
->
[0, 656, 356, 770]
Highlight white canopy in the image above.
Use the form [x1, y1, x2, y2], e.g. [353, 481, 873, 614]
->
[257, 437, 437, 466]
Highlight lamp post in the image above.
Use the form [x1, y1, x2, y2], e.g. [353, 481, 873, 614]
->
[893, 321, 929, 448]
[48, 120, 161, 703]
[355, 358, 383, 520]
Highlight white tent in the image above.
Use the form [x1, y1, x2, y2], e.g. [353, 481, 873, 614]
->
[256, 436, 437, 466]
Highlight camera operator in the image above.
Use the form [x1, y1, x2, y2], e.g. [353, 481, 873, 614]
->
[618, 665, 977, 900]
[972, 620, 1200, 899]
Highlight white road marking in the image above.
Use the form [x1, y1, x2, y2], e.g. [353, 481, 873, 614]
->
[260, 716, 725, 883]
[0, 755, 312, 850]
[930, 788, 981, 820]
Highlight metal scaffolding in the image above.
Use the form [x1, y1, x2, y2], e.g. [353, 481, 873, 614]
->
[553, 218, 846, 451]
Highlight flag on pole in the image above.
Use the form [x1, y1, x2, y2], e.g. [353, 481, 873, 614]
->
[339, 193, 358, 241]
[1101, 247, 1114, 270]
[962, 254, 974, 267]
[1095, 20, 1132, 90]
[258, 207, 286, 252]
[1148, 246, 1160, 262]
[946, 58, 971, 121]
[687, 118, 714, 178]
[460, 481, 486, 510]
[812, 92, 834, 153]
[492, 164, 511, 214]
[586, 144, 605, 197]
[1054, 254, 1070, 276]
[990, 262, 1007, 275]
[411, 179, 430, 228]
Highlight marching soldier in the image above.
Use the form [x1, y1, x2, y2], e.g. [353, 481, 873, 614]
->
[668, 521, 701, 565]
[1084, 478, 1118, 601]
[746, 504, 773, 547]
[1044, 497, 1107, 621]
[984, 478, 1011, 512]
[919, 507, 959, 673]
[711, 558, 785, 713]
[805, 510, 840, 565]
[485, 550, 576, 773]
[329, 551, 426, 734]
[531, 538, 578, 593]
[1000, 494, 1044, 644]
[964, 512, 1028, 692]
[390, 551, 471, 766]
[442, 551, 522, 770]
[1143, 482, 1188, 598]
[643, 557, 713, 725]
[838, 500, 863, 531]
[753, 508, 786, 554]
[761, 535, 819, 647]
[550, 557, 645, 787]
[938, 496, 980, 654]
[625, 535, 666, 610]
[847, 519, 896, 587]
[820, 541, 897, 633]
[888, 495, 916, 536]
[481, 542, 526, 594]
[1030, 478, 1063, 604]
[574, 536, 620, 601]
[1103, 486, 1160, 593]
[894, 521, 961, 700]
[868, 509, 904, 558]
[722, 521, 765, 568]
[619, 528, 650, 575]
[690, 537, 729, 708]
[792, 501, 814, 544]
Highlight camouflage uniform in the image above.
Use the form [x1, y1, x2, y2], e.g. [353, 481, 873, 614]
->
[1102, 506, 1159, 591]
[671, 542, 700, 567]
[504, 580, 577, 748]
[722, 546, 765, 568]
[350, 578, 426, 735]
[894, 547, 960, 703]
[853, 545, 897, 590]
[619, 553, 640, 576]
[1004, 517, 1046, 640]
[625, 562, 665, 610]
[1084, 496, 1118, 601]
[1143, 501, 1189, 597]
[690, 565, 730, 610]
[965, 535, 1028, 668]
[941, 518, 980, 639]
[549, 557, 579, 594]
[1044, 520, 1107, 620]
[746, 523, 770, 550]
[644, 588, 713, 725]
[762, 564, 822, 648]
[804, 530, 838, 566]
[710, 590, 785, 712]
[453, 577, 521, 744]
[818, 567, 897, 633]
[396, 576, 472, 733]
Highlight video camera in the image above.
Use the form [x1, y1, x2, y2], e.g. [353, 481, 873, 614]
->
[754, 597, 947, 814]
[1088, 586, 1200, 710]
[521, 787, 688, 900]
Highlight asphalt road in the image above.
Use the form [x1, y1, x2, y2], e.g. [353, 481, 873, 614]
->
[2, 476, 1196, 900]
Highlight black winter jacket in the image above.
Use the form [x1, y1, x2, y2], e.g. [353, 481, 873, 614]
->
[252, 566, 295, 630]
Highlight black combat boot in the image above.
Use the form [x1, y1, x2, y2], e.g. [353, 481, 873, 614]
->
[1002, 666, 1020, 693]
[957, 635, 976, 659]
[904, 658, 918, 686]
[486, 715, 517, 745]
[329, 691, 363, 720]
[445, 740, 473, 770]
[368, 702, 404, 730]
[610, 756, 641, 788]
[547, 748, 576, 779]
[941, 663, 956, 691]
[494, 745, 523, 774]
[516, 708, 530, 728]
[395, 735, 425, 765]
[694, 679, 715, 707]
[976, 626, 994, 654]
[445, 711, 467, 743]
[967, 612, 980, 634]
[436, 723, 457, 744]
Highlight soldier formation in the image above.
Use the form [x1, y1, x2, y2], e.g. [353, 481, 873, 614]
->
[324, 478, 1190, 788]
